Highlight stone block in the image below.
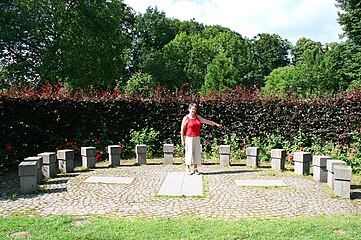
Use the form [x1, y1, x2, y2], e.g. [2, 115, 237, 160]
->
[108, 145, 122, 155]
[20, 176, 38, 194]
[18, 161, 38, 176]
[164, 153, 173, 165]
[313, 156, 331, 182]
[38, 152, 57, 177]
[18, 161, 38, 194]
[326, 160, 347, 188]
[24, 156, 43, 184]
[57, 149, 74, 160]
[136, 144, 147, 154]
[293, 152, 312, 163]
[334, 165, 352, 181]
[220, 154, 230, 166]
[163, 144, 174, 153]
[82, 156, 96, 168]
[136, 153, 147, 165]
[42, 164, 56, 178]
[334, 165, 352, 198]
[109, 154, 121, 167]
[58, 158, 74, 173]
[38, 152, 56, 164]
[313, 155, 330, 167]
[271, 158, 285, 170]
[246, 147, 259, 156]
[246, 156, 258, 167]
[294, 161, 310, 175]
[271, 149, 286, 159]
[219, 145, 231, 155]
[81, 147, 96, 156]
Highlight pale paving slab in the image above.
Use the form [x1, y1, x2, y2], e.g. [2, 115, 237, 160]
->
[235, 179, 287, 187]
[158, 172, 203, 196]
[83, 176, 134, 184]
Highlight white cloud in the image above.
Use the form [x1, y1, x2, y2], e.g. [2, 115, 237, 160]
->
[123, 0, 342, 45]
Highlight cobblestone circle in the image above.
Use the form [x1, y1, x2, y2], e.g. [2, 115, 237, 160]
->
[1, 164, 360, 219]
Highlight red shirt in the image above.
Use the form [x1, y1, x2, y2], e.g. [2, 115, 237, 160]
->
[185, 116, 201, 137]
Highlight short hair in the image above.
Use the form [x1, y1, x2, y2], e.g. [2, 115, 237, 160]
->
[188, 103, 197, 110]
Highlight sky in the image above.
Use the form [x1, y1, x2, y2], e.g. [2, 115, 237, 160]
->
[123, 0, 343, 45]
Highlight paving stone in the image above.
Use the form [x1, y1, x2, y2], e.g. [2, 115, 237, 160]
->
[0, 165, 360, 219]
[83, 176, 134, 184]
[234, 180, 287, 187]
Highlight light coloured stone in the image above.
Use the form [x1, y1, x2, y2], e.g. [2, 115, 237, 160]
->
[326, 160, 347, 188]
[136, 144, 147, 154]
[109, 155, 121, 167]
[81, 147, 96, 156]
[82, 156, 96, 168]
[246, 156, 258, 167]
[246, 147, 259, 156]
[108, 145, 122, 155]
[293, 152, 312, 175]
[18, 161, 38, 194]
[334, 165, 352, 198]
[313, 155, 331, 182]
[219, 145, 231, 155]
[57, 149, 74, 160]
[24, 156, 43, 184]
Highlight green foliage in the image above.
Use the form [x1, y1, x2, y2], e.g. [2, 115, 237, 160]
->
[129, 128, 160, 158]
[222, 133, 246, 161]
[1, 215, 361, 240]
[124, 72, 156, 97]
[0, 0, 134, 89]
[336, 0, 361, 46]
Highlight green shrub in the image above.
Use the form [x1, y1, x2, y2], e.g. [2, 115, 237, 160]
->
[129, 128, 160, 158]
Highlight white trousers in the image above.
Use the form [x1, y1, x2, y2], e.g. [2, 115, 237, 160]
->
[184, 136, 201, 165]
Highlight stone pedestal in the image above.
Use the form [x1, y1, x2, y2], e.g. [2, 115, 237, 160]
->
[81, 147, 96, 168]
[163, 144, 174, 165]
[334, 165, 352, 198]
[38, 152, 57, 178]
[219, 145, 231, 166]
[246, 147, 259, 167]
[313, 155, 330, 182]
[326, 160, 347, 189]
[24, 156, 43, 184]
[18, 161, 38, 194]
[57, 149, 74, 173]
[136, 144, 147, 165]
[293, 152, 312, 175]
[271, 149, 286, 170]
[108, 145, 121, 167]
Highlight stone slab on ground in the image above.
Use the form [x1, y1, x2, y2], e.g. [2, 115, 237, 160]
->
[83, 176, 134, 184]
[235, 179, 287, 187]
[158, 172, 203, 196]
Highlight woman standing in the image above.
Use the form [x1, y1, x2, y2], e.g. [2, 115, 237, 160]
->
[181, 103, 222, 175]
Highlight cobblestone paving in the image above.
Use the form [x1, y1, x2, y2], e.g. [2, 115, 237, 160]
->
[0, 164, 360, 219]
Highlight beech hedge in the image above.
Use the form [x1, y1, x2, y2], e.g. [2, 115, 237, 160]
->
[1, 87, 361, 172]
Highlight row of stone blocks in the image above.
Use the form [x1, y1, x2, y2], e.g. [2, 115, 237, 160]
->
[18, 149, 75, 194]
[219, 146, 352, 198]
[17, 145, 150, 194]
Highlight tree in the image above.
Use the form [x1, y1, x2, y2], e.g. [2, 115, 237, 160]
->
[0, 0, 134, 89]
[336, 0, 361, 45]
[203, 52, 238, 91]
[291, 37, 324, 65]
[251, 33, 292, 86]
[131, 7, 179, 75]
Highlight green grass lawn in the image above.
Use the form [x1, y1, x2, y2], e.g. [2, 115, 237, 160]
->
[1, 215, 360, 240]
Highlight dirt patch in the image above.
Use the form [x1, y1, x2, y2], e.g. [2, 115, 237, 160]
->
[73, 220, 92, 227]
[333, 229, 347, 235]
[9, 231, 30, 238]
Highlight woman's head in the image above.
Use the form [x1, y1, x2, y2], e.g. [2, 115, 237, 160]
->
[188, 103, 197, 115]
